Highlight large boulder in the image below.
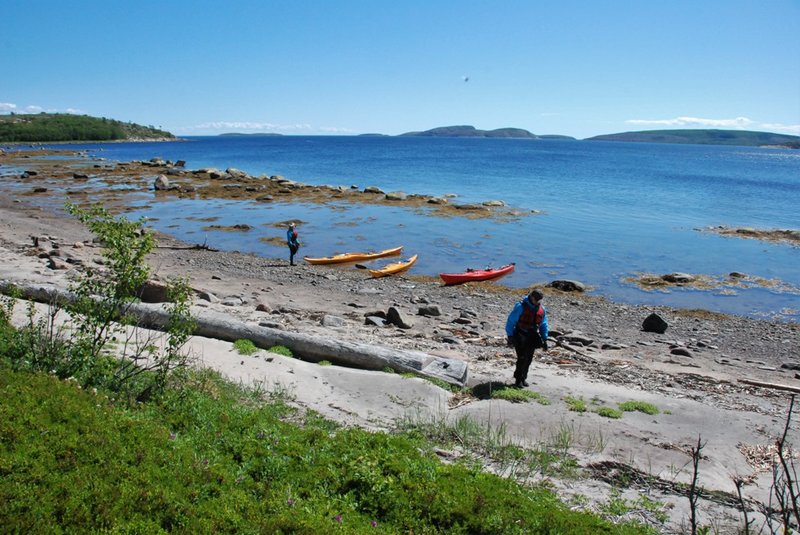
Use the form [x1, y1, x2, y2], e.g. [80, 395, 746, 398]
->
[548, 279, 586, 292]
[642, 312, 668, 334]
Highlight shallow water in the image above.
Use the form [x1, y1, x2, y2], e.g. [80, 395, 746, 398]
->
[7, 136, 800, 321]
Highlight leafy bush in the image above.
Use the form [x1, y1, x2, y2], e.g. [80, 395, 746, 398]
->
[0, 366, 648, 534]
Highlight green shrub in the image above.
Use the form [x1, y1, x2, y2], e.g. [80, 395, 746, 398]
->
[0, 366, 647, 534]
[233, 339, 259, 355]
[618, 400, 660, 415]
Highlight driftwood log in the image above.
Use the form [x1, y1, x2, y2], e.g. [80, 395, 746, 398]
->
[0, 280, 468, 386]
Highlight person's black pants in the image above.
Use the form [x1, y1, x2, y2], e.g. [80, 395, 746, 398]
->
[512, 331, 541, 383]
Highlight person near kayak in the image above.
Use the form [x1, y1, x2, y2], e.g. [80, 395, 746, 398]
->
[286, 222, 300, 266]
[505, 289, 549, 388]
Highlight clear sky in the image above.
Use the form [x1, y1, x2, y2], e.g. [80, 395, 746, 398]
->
[2, 0, 798, 139]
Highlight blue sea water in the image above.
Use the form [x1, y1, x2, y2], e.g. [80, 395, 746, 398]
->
[15, 136, 800, 321]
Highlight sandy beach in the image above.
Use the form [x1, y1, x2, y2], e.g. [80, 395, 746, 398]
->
[1, 149, 799, 533]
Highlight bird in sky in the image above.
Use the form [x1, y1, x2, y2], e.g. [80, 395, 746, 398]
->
[462, 75, 469, 82]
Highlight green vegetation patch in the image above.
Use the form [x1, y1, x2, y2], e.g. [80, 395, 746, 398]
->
[0, 365, 646, 534]
[0, 113, 174, 142]
[595, 407, 624, 419]
[490, 385, 551, 405]
[564, 396, 588, 412]
[233, 339, 259, 355]
[268, 345, 293, 357]
[618, 400, 660, 415]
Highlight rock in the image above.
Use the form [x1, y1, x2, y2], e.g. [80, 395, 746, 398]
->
[670, 347, 693, 358]
[453, 203, 487, 211]
[138, 279, 171, 303]
[418, 305, 442, 317]
[221, 296, 244, 307]
[154, 174, 172, 191]
[196, 290, 218, 303]
[482, 200, 505, 207]
[386, 306, 414, 329]
[32, 187, 47, 193]
[72, 172, 89, 179]
[548, 279, 586, 292]
[427, 197, 448, 205]
[729, 272, 746, 279]
[563, 334, 594, 346]
[255, 301, 271, 312]
[781, 362, 800, 371]
[47, 257, 71, 270]
[174, 160, 186, 168]
[661, 272, 695, 284]
[322, 315, 347, 328]
[385, 191, 407, 201]
[642, 313, 668, 334]
[364, 310, 387, 319]
[365, 316, 387, 327]
[363, 186, 384, 194]
[226, 167, 248, 179]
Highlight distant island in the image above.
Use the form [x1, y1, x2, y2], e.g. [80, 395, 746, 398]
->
[400, 125, 538, 139]
[0, 113, 174, 142]
[587, 129, 800, 148]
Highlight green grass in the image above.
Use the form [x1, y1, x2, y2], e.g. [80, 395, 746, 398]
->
[595, 407, 624, 419]
[268, 345, 293, 357]
[564, 396, 588, 412]
[0, 364, 649, 534]
[490, 385, 551, 405]
[232, 338, 259, 355]
[618, 401, 660, 415]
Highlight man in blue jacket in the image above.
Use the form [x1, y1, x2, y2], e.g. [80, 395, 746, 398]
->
[505, 289, 549, 388]
[286, 222, 300, 266]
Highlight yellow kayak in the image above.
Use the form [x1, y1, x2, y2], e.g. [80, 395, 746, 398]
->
[368, 254, 418, 278]
[304, 246, 403, 265]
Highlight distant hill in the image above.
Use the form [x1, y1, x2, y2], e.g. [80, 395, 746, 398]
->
[399, 125, 538, 138]
[587, 129, 800, 148]
[0, 113, 174, 142]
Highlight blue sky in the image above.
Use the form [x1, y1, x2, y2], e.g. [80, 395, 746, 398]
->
[2, 0, 798, 139]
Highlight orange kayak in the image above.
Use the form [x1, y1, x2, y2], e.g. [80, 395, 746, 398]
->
[304, 246, 403, 265]
[368, 255, 418, 278]
[439, 263, 515, 285]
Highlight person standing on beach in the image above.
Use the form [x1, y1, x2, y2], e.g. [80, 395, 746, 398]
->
[505, 289, 549, 388]
[286, 222, 300, 266]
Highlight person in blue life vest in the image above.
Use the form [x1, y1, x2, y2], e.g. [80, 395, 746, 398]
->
[505, 289, 549, 388]
[286, 222, 300, 266]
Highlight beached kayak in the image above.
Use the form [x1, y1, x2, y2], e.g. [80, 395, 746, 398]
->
[439, 263, 515, 285]
[304, 246, 403, 265]
[368, 255, 418, 278]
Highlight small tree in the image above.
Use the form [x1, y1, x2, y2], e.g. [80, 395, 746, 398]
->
[62, 203, 195, 398]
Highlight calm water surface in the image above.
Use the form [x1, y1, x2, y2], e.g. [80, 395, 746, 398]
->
[9, 136, 800, 321]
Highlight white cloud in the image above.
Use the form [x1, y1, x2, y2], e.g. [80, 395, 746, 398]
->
[188, 121, 315, 133]
[626, 116, 755, 128]
[0, 102, 82, 115]
[760, 122, 800, 135]
[625, 116, 800, 135]
[184, 121, 354, 134]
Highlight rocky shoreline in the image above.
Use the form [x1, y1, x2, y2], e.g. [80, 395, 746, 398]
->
[2, 147, 800, 533]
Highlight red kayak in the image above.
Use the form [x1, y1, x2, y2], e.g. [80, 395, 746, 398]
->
[439, 263, 515, 285]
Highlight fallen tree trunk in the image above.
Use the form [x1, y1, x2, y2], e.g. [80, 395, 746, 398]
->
[739, 378, 800, 395]
[0, 280, 468, 386]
